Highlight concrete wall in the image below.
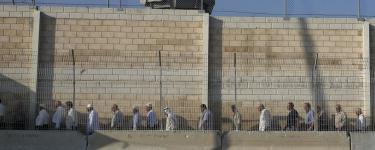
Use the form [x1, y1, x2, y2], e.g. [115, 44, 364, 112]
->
[0, 130, 365, 150]
[0, 7, 34, 128]
[88, 130, 221, 150]
[350, 132, 375, 150]
[0, 5, 373, 130]
[210, 17, 367, 130]
[223, 131, 350, 150]
[0, 130, 86, 150]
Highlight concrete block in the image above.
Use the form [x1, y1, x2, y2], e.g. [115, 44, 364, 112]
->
[0, 130, 86, 150]
[223, 131, 350, 150]
[350, 132, 375, 150]
[87, 130, 221, 150]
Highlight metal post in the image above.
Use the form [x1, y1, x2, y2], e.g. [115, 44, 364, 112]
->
[284, 0, 288, 20]
[159, 51, 164, 130]
[12, 0, 15, 5]
[356, 0, 365, 21]
[201, 0, 204, 10]
[32, 0, 36, 6]
[107, 0, 110, 8]
[71, 49, 76, 111]
[313, 53, 318, 131]
[234, 53, 237, 107]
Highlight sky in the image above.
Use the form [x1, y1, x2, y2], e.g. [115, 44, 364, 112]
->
[7, 0, 375, 18]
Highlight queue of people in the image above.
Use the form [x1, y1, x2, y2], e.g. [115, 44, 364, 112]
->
[0, 98, 364, 132]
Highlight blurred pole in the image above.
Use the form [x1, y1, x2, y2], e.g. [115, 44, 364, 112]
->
[313, 53, 318, 131]
[107, 0, 110, 8]
[32, 0, 35, 6]
[71, 49, 76, 111]
[284, 0, 288, 20]
[201, 0, 203, 10]
[119, 0, 122, 8]
[159, 51, 164, 130]
[234, 53, 237, 107]
[12, 0, 15, 5]
[357, 0, 360, 19]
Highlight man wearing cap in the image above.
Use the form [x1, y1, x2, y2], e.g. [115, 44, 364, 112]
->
[65, 101, 78, 130]
[52, 101, 65, 129]
[145, 103, 158, 129]
[132, 106, 140, 130]
[86, 104, 99, 135]
[163, 107, 177, 131]
[111, 104, 124, 129]
[35, 104, 49, 130]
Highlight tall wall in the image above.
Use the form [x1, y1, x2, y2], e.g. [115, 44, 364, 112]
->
[210, 17, 366, 130]
[0, 5, 373, 130]
[0, 5, 33, 128]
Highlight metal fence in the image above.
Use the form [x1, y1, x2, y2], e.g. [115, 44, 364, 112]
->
[1, 0, 375, 18]
[0, 51, 372, 133]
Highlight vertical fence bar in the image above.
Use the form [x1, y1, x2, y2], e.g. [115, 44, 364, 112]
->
[234, 53, 237, 108]
[357, 0, 361, 19]
[71, 49, 76, 112]
[201, 0, 204, 10]
[284, 0, 288, 19]
[159, 51, 164, 130]
[313, 53, 318, 131]
[107, 0, 110, 8]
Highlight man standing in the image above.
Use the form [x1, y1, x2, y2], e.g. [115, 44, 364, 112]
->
[317, 105, 329, 131]
[35, 104, 49, 130]
[65, 101, 77, 130]
[0, 98, 5, 128]
[199, 104, 213, 130]
[163, 107, 177, 131]
[355, 108, 365, 131]
[303, 103, 314, 131]
[258, 104, 271, 131]
[145, 103, 157, 129]
[132, 106, 140, 130]
[284, 102, 299, 131]
[52, 101, 65, 129]
[231, 105, 241, 131]
[111, 104, 124, 129]
[86, 104, 99, 135]
[335, 104, 346, 131]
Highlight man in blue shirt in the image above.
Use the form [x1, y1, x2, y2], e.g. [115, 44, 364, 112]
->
[145, 103, 158, 129]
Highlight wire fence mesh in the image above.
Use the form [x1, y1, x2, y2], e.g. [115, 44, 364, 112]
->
[1, 0, 375, 17]
[0, 50, 372, 132]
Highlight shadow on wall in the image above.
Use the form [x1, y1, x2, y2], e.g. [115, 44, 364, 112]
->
[370, 24, 375, 130]
[0, 74, 31, 129]
[208, 16, 223, 150]
[208, 17, 223, 131]
[298, 18, 327, 118]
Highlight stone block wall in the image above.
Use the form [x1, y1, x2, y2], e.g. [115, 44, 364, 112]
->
[210, 17, 366, 130]
[0, 5, 372, 130]
[0, 5, 33, 128]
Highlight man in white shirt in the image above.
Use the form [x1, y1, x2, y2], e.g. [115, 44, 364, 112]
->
[355, 108, 366, 131]
[163, 107, 177, 131]
[304, 103, 314, 131]
[35, 104, 49, 130]
[199, 104, 213, 130]
[111, 104, 124, 129]
[52, 101, 65, 129]
[86, 104, 99, 135]
[132, 106, 140, 130]
[145, 103, 158, 129]
[258, 104, 271, 131]
[0, 98, 5, 128]
[65, 101, 78, 130]
[231, 105, 241, 131]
